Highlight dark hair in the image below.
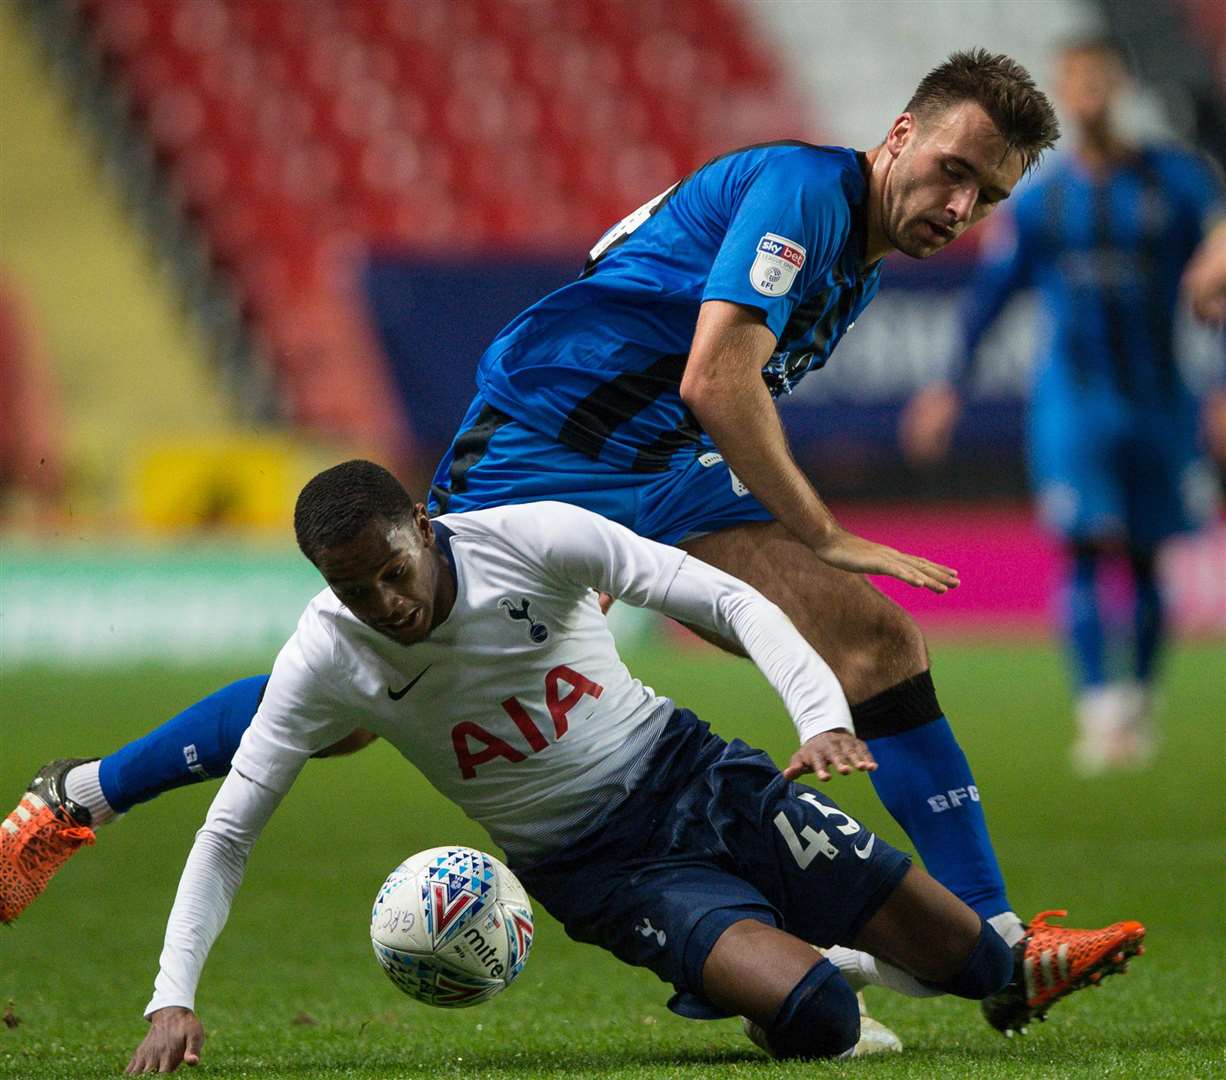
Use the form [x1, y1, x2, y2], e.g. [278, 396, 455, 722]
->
[905, 49, 1060, 173]
[294, 459, 415, 563]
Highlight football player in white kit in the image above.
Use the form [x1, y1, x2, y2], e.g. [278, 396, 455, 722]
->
[126, 460, 1018, 1073]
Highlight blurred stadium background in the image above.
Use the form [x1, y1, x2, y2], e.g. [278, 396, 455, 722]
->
[1, 0, 1223, 660]
[2, 3, 1225, 1075]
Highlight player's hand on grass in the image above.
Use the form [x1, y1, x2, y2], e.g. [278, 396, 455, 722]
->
[783, 730, 877, 782]
[812, 526, 959, 593]
[126, 1007, 205, 1074]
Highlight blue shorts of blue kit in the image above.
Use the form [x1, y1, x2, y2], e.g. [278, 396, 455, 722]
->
[428, 394, 774, 545]
[510, 708, 911, 1019]
[1028, 381, 1214, 549]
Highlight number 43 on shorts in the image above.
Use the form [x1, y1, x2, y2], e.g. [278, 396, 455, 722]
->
[773, 792, 875, 869]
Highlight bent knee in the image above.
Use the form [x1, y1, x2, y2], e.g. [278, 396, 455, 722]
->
[766, 961, 860, 1060]
[834, 607, 929, 700]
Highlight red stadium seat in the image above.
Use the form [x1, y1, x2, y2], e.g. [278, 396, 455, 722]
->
[80, 0, 820, 445]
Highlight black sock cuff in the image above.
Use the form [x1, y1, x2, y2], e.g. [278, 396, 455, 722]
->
[850, 671, 942, 740]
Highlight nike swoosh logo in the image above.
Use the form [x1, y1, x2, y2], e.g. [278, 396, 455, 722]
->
[854, 834, 875, 860]
[388, 665, 432, 701]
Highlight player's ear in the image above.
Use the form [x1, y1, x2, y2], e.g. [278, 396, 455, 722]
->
[413, 502, 433, 545]
[885, 113, 915, 158]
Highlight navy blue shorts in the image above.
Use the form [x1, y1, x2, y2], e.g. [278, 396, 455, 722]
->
[511, 709, 910, 1018]
[428, 393, 773, 545]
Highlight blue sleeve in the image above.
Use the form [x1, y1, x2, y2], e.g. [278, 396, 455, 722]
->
[702, 150, 851, 338]
[949, 194, 1040, 388]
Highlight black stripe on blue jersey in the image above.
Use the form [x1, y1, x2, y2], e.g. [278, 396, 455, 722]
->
[630, 408, 704, 472]
[773, 265, 881, 391]
[556, 354, 690, 467]
[1091, 176, 1135, 399]
[778, 284, 836, 353]
[1133, 153, 1178, 396]
[430, 403, 512, 514]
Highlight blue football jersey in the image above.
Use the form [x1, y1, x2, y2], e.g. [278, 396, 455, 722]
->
[956, 143, 1225, 403]
[474, 143, 883, 472]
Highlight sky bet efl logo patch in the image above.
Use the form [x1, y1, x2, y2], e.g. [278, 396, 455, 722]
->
[750, 233, 806, 296]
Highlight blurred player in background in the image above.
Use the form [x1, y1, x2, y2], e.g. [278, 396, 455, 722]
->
[6, 50, 1146, 1039]
[901, 38, 1226, 774]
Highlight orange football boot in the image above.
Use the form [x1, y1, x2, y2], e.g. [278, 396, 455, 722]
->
[982, 909, 1146, 1035]
[1, 759, 97, 924]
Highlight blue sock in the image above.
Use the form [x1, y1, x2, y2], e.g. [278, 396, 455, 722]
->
[853, 673, 1010, 921]
[98, 675, 270, 813]
[1129, 549, 1163, 684]
[1063, 547, 1106, 690]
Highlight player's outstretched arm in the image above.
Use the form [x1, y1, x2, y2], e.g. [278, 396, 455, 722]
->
[526, 501, 867, 760]
[126, 1007, 205, 1074]
[682, 301, 958, 592]
[804, 528, 959, 593]
[660, 554, 877, 779]
[127, 736, 311, 1071]
[126, 772, 279, 1074]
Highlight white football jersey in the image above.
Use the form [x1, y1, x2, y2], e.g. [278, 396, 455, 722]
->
[235, 502, 687, 857]
[146, 501, 852, 1015]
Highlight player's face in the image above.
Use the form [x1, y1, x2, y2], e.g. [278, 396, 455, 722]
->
[1056, 48, 1124, 131]
[315, 508, 454, 646]
[881, 101, 1025, 259]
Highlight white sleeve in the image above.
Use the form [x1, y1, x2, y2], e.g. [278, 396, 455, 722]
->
[516, 503, 851, 742]
[144, 766, 292, 1016]
[230, 617, 357, 794]
[658, 556, 852, 742]
[143, 620, 354, 1016]
[514, 501, 689, 609]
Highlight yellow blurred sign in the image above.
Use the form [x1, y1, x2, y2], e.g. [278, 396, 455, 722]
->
[133, 437, 309, 532]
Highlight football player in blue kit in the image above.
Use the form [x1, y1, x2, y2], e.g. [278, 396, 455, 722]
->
[5, 50, 1144, 1038]
[901, 38, 1226, 772]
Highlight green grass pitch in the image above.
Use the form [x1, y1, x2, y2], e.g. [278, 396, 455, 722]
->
[2, 641, 1224, 1079]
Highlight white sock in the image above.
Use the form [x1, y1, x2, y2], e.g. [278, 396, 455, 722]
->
[63, 761, 118, 826]
[824, 946, 942, 999]
[988, 910, 1026, 948]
